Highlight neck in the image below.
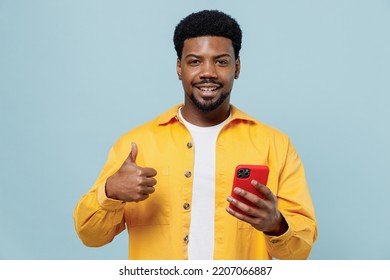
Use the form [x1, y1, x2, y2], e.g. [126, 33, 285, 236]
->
[181, 103, 231, 127]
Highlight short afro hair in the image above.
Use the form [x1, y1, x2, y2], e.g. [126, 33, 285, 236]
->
[173, 10, 242, 59]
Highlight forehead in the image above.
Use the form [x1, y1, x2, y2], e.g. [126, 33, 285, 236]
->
[182, 36, 234, 57]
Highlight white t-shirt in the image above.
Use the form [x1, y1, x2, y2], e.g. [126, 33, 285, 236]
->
[178, 108, 231, 259]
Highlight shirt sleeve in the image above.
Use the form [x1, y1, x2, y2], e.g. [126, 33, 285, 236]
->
[74, 145, 127, 247]
[265, 139, 318, 259]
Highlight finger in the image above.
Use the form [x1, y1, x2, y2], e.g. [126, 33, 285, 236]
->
[227, 195, 259, 217]
[138, 176, 157, 187]
[233, 187, 267, 208]
[133, 193, 150, 202]
[129, 142, 138, 163]
[226, 200, 258, 223]
[251, 180, 275, 202]
[137, 167, 158, 177]
[122, 142, 138, 166]
[137, 185, 156, 195]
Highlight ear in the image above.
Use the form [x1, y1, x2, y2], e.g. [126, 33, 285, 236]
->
[234, 56, 241, 79]
[176, 58, 182, 80]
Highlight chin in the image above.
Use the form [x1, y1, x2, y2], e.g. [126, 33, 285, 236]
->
[191, 94, 229, 113]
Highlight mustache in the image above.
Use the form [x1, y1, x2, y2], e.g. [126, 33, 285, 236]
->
[193, 79, 223, 87]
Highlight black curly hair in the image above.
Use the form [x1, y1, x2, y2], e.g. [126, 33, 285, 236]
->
[173, 10, 242, 60]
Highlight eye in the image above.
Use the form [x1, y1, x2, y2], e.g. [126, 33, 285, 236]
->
[216, 59, 229, 66]
[188, 59, 201, 66]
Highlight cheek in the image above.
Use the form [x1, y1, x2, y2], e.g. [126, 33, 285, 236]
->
[180, 77, 194, 93]
[181, 76, 191, 85]
[181, 71, 196, 85]
[223, 73, 236, 86]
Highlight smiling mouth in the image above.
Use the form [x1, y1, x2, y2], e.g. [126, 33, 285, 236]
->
[194, 86, 221, 99]
[193, 79, 223, 91]
[197, 86, 219, 92]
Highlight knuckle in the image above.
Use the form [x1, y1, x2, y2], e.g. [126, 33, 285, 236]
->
[252, 197, 262, 205]
[136, 177, 144, 185]
[246, 206, 255, 215]
[136, 185, 144, 193]
[135, 193, 148, 202]
[240, 189, 248, 196]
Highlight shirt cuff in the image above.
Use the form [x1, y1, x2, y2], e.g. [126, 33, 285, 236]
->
[97, 182, 126, 210]
[264, 217, 294, 246]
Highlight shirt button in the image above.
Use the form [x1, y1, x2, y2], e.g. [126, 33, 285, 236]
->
[271, 239, 280, 244]
[187, 142, 193, 149]
[183, 203, 190, 210]
[184, 171, 192, 178]
[184, 235, 189, 244]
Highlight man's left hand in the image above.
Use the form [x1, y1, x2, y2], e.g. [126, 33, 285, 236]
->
[226, 180, 288, 236]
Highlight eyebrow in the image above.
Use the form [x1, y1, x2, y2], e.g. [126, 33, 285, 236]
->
[184, 53, 233, 59]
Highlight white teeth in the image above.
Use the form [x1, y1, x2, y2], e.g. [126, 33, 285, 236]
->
[199, 87, 217, 92]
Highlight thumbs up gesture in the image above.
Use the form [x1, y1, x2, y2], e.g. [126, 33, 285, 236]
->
[105, 143, 157, 202]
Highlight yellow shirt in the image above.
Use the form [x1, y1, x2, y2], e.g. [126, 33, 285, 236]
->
[74, 104, 317, 260]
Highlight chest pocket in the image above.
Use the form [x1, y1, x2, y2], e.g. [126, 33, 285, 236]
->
[125, 166, 171, 227]
[237, 170, 279, 229]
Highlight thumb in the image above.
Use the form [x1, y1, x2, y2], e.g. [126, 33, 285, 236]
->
[129, 142, 138, 163]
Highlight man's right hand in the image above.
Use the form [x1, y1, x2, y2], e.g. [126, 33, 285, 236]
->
[105, 142, 157, 202]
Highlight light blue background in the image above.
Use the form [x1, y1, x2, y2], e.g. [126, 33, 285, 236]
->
[1, 0, 389, 260]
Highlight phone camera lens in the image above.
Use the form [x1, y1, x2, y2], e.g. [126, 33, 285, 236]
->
[237, 168, 250, 178]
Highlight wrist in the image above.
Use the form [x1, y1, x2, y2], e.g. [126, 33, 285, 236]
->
[105, 176, 118, 200]
[264, 212, 288, 236]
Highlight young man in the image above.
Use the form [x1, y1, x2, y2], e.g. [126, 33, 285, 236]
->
[74, 10, 317, 260]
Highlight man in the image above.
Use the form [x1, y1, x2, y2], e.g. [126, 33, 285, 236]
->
[74, 10, 317, 260]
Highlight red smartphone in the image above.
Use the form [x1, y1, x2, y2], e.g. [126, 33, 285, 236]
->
[229, 165, 269, 215]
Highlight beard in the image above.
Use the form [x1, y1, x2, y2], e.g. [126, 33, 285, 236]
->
[189, 91, 230, 113]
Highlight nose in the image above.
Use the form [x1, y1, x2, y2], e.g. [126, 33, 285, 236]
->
[199, 61, 218, 79]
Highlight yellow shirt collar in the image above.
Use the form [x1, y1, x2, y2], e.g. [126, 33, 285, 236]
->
[157, 104, 257, 126]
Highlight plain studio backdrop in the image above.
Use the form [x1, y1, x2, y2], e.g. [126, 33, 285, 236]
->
[0, 0, 389, 260]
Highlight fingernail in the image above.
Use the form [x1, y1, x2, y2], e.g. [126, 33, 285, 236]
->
[227, 196, 236, 203]
[234, 187, 242, 194]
